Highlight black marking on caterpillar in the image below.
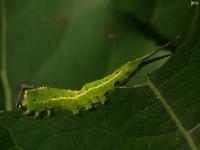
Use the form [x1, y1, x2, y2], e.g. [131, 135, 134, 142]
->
[114, 81, 120, 87]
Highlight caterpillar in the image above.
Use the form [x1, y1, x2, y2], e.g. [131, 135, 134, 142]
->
[16, 39, 177, 118]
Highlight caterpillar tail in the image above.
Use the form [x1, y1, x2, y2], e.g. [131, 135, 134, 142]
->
[137, 34, 181, 64]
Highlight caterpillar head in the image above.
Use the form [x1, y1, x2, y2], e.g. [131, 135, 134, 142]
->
[16, 84, 34, 109]
[16, 85, 50, 111]
[16, 85, 55, 118]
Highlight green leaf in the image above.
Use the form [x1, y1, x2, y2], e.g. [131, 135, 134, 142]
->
[1, 26, 200, 149]
[0, 0, 200, 150]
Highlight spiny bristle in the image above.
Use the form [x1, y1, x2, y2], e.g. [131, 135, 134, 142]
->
[28, 86, 48, 92]
[37, 86, 48, 90]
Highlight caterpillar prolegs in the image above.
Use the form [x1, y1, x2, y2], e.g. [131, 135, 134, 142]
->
[16, 37, 179, 118]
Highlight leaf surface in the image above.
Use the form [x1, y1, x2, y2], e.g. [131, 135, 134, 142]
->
[0, 0, 200, 150]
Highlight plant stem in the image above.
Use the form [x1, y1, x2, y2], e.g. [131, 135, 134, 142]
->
[0, 0, 13, 111]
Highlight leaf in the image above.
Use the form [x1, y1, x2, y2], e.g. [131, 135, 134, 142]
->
[1, 21, 200, 149]
[0, 88, 188, 150]
[0, 0, 200, 150]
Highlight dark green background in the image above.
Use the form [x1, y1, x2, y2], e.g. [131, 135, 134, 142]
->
[0, 0, 199, 150]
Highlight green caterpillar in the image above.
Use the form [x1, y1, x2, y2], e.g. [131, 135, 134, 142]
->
[16, 40, 176, 118]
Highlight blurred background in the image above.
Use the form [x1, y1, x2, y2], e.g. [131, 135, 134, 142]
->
[0, 0, 199, 110]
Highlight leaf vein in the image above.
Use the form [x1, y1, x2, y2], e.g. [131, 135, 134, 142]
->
[146, 74, 198, 150]
[189, 122, 200, 134]
[0, 123, 24, 150]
